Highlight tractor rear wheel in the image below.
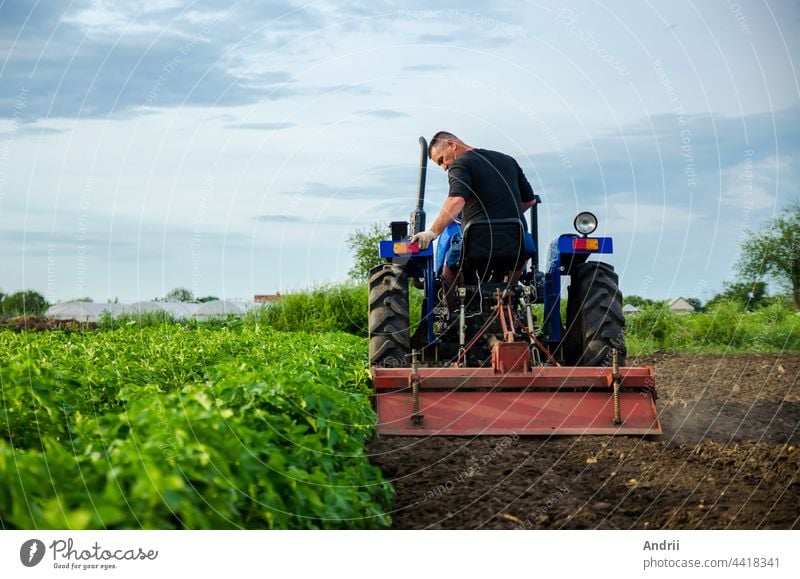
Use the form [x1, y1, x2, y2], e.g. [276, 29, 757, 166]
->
[564, 261, 626, 366]
[368, 263, 410, 367]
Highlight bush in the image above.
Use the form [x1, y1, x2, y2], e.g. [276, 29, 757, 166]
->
[98, 310, 182, 329]
[250, 283, 367, 336]
[1, 290, 48, 316]
[625, 303, 681, 353]
[684, 300, 747, 348]
[739, 301, 800, 351]
[624, 299, 800, 354]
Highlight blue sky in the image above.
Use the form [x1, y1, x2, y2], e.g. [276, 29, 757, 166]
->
[1, 0, 798, 303]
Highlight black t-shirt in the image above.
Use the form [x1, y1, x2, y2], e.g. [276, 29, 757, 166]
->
[447, 148, 534, 226]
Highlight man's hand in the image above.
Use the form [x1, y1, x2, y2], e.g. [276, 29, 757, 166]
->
[410, 230, 437, 250]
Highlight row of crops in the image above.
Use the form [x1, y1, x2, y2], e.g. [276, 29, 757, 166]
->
[0, 325, 393, 529]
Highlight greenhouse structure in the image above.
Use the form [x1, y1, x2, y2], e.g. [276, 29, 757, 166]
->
[45, 300, 253, 322]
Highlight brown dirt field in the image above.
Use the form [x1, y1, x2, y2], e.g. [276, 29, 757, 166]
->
[368, 353, 800, 529]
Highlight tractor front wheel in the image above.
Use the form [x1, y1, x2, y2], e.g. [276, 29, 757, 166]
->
[368, 263, 410, 367]
[563, 261, 627, 366]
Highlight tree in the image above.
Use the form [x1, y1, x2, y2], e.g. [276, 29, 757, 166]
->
[706, 280, 768, 311]
[736, 201, 800, 309]
[347, 222, 388, 282]
[623, 294, 657, 308]
[164, 287, 194, 302]
[1, 290, 49, 316]
[684, 297, 703, 312]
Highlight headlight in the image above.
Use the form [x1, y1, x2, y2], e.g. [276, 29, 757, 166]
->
[574, 212, 598, 235]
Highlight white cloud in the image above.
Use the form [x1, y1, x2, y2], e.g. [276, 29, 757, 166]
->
[179, 10, 235, 26]
[720, 155, 786, 210]
[601, 199, 701, 235]
[62, 0, 185, 38]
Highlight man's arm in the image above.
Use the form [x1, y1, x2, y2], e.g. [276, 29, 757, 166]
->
[517, 162, 535, 208]
[430, 196, 466, 236]
[410, 195, 465, 249]
[411, 158, 470, 249]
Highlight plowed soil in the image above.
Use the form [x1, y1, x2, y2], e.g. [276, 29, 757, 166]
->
[368, 353, 800, 529]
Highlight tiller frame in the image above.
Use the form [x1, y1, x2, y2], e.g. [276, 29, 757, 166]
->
[373, 290, 661, 436]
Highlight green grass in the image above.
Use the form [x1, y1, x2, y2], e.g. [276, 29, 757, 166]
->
[625, 300, 800, 355]
[245, 283, 800, 355]
[249, 283, 367, 336]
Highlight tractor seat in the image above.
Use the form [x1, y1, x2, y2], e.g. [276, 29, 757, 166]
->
[459, 218, 528, 282]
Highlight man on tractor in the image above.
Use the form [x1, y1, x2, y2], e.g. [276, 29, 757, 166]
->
[369, 135, 656, 435]
[410, 131, 538, 309]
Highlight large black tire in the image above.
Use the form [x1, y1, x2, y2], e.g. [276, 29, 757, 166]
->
[563, 261, 626, 366]
[368, 263, 410, 367]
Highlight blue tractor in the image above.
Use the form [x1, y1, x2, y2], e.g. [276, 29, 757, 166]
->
[368, 137, 660, 436]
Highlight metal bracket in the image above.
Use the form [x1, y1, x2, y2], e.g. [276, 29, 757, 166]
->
[612, 348, 622, 425]
[410, 349, 424, 426]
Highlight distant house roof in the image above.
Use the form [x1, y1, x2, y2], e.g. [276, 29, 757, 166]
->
[668, 297, 696, 313]
[254, 293, 282, 303]
[622, 304, 640, 314]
